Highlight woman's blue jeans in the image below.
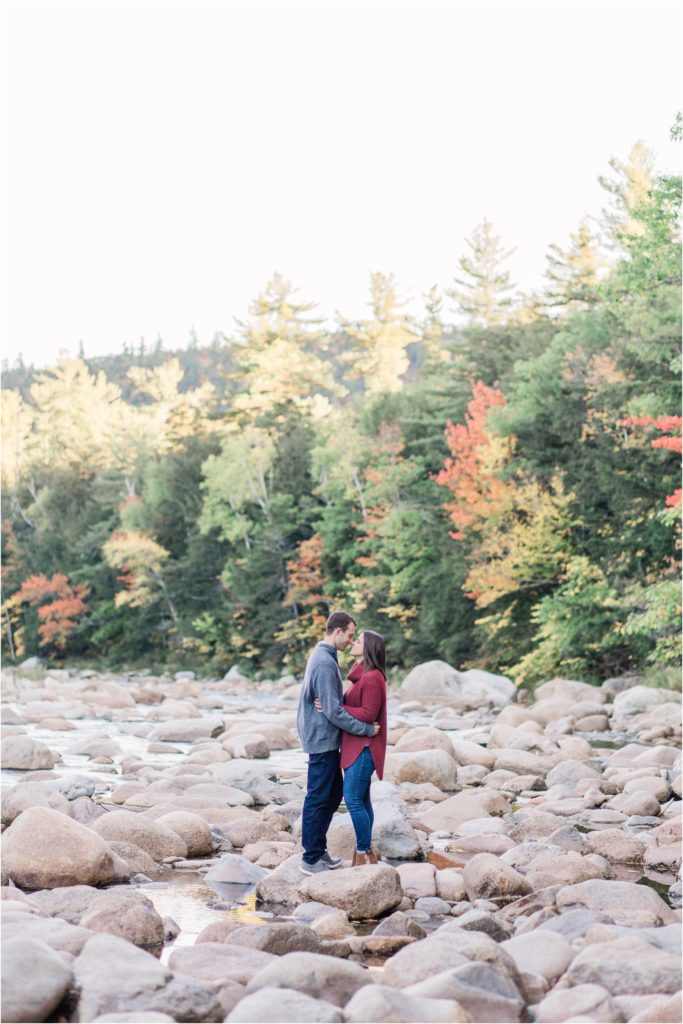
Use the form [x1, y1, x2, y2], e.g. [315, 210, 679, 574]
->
[343, 745, 375, 853]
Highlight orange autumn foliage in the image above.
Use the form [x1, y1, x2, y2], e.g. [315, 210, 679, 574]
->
[11, 573, 89, 649]
[435, 381, 509, 538]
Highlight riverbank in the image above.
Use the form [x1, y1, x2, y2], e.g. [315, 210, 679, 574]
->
[1, 662, 681, 1023]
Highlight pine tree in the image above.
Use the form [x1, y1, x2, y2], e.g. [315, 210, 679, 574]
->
[447, 220, 516, 327]
[340, 272, 415, 394]
[544, 220, 604, 310]
[598, 140, 656, 247]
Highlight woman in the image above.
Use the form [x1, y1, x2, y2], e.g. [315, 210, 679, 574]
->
[315, 629, 387, 866]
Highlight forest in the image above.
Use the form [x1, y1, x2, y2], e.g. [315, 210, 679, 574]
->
[1, 134, 681, 687]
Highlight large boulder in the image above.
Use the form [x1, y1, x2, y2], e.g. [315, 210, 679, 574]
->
[1, 807, 115, 890]
[298, 864, 403, 920]
[255, 855, 305, 905]
[500, 930, 575, 983]
[394, 727, 457, 757]
[399, 661, 515, 706]
[244, 951, 374, 1007]
[613, 686, 681, 717]
[91, 810, 188, 860]
[167, 943, 276, 987]
[73, 933, 223, 1022]
[156, 812, 213, 857]
[227, 922, 326, 956]
[1, 937, 73, 1023]
[1, 735, 55, 770]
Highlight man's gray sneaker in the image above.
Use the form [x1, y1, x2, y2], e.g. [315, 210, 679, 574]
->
[320, 851, 343, 869]
[299, 858, 331, 875]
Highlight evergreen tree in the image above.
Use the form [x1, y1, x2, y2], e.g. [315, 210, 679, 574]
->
[544, 220, 604, 310]
[447, 220, 516, 327]
[598, 139, 656, 248]
[339, 272, 415, 394]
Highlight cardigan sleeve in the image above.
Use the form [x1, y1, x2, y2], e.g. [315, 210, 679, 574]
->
[343, 671, 384, 723]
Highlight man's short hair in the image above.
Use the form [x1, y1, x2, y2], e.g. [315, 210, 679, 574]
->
[326, 611, 356, 634]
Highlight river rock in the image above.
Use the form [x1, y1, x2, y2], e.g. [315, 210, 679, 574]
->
[1, 781, 73, 824]
[613, 686, 680, 717]
[399, 661, 515, 706]
[226, 987, 342, 1022]
[74, 933, 223, 1021]
[449, 737, 496, 769]
[1, 734, 55, 770]
[223, 734, 270, 759]
[462, 853, 532, 901]
[394, 727, 458, 757]
[79, 890, 164, 950]
[555, 879, 678, 927]
[255, 854, 305, 905]
[501, 930, 575, 982]
[533, 983, 619, 1023]
[156, 812, 213, 856]
[405, 961, 525, 1021]
[147, 717, 225, 742]
[168, 943, 276, 987]
[2, 908, 94, 955]
[344, 984, 470, 1023]
[384, 749, 458, 790]
[244, 951, 374, 1007]
[1, 937, 73, 1023]
[205, 852, 268, 885]
[584, 826, 645, 863]
[228, 922, 326, 955]
[418, 790, 510, 833]
[292, 902, 355, 939]
[565, 936, 682, 995]
[298, 864, 403, 919]
[92, 810, 188, 860]
[1, 807, 115, 889]
[435, 868, 467, 901]
[396, 862, 436, 898]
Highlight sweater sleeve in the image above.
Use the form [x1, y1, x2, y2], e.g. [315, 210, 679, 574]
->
[343, 673, 384, 723]
[312, 664, 374, 737]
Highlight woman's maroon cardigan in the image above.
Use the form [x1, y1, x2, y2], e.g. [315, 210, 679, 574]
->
[340, 660, 387, 779]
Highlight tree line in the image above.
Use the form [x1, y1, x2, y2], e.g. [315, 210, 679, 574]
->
[2, 133, 680, 686]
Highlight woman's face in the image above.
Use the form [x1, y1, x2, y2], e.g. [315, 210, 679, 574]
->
[350, 631, 365, 659]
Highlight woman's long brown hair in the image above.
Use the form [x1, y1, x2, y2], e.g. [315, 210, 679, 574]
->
[363, 629, 386, 678]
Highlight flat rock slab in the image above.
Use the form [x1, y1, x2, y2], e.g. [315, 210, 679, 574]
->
[298, 864, 403, 920]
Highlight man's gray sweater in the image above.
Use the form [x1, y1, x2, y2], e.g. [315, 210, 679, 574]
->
[296, 642, 374, 754]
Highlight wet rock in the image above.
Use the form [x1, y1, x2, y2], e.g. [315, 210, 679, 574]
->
[644, 843, 682, 873]
[79, 890, 164, 950]
[1, 806, 115, 889]
[74, 933, 223, 1021]
[344, 984, 469, 1023]
[462, 853, 532, 902]
[92, 810, 188, 860]
[298, 864, 403, 920]
[225, 986, 342, 1022]
[1, 937, 73, 1023]
[205, 852, 268, 885]
[565, 936, 681, 995]
[244, 951, 374, 1007]
[1, 735, 55, 770]
[532, 983, 619, 1023]
[372, 910, 427, 939]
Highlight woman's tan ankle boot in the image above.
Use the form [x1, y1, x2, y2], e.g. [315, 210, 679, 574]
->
[351, 850, 358, 867]
[367, 849, 378, 864]
[354, 852, 369, 866]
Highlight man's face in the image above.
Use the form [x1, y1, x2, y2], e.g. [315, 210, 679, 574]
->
[333, 623, 356, 650]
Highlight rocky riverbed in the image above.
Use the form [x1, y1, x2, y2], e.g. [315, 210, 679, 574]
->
[1, 661, 681, 1023]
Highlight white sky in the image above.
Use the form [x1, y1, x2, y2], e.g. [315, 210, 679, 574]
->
[1, 0, 681, 366]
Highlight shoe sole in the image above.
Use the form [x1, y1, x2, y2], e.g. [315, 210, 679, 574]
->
[299, 864, 328, 875]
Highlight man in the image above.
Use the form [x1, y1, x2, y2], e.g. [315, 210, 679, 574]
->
[296, 610, 380, 874]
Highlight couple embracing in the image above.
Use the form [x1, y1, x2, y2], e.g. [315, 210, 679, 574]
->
[296, 611, 388, 875]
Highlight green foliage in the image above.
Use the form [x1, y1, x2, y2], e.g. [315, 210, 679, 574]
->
[1, 136, 680, 681]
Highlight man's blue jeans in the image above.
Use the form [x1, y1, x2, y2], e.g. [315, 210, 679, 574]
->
[343, 745, 375, 853]
[301, 749, 343, 865]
